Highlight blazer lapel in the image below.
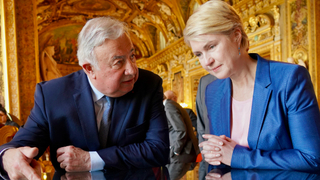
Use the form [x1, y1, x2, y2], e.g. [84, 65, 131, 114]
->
[73, 71, 100, 150]
[220, 79, 231, 137]
[207, 79, 231, 137]
[248, 54, 272, 148]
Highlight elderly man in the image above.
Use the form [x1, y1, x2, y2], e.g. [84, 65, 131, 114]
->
[0, 16, 169, 179]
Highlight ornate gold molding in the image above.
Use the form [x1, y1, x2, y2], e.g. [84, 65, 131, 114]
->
[315, 0, 320, 101]
[137, 37, 206, 109]
[233, 0, 284, 22]
[15, 0, 38, 122]
[307, 0, 317, 100]
[0, 0, 5, 106]
[3, 0, 20, 118]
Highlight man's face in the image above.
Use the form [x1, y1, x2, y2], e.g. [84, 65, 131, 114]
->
[87, 34, 139, 97]
[0, 111, 7, 125]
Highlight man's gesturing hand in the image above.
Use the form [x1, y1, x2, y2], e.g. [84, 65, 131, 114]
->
[2, 147, 41, 180]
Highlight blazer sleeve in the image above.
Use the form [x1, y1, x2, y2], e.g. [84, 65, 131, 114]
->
[0, 83, 51, 169]
[165, 101, 188, 154]
[231, 66, 320, 172]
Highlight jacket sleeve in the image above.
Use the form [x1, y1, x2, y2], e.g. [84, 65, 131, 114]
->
[196, 77, 208, 179]
[165, 101, 188, 155]
[0, 83, 50, 156]
[231, 66, 320, 172]
[196, 77, 206, 145]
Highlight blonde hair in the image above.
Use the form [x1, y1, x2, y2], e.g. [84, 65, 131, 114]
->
[184, 0, 248, 49]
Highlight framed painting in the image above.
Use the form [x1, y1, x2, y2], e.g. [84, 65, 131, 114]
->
[39, 25, 83, 65]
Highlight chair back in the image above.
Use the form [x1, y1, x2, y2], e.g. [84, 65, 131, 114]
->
[0, 125, 19, 146]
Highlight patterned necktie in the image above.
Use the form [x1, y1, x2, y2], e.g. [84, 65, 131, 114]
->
[98, 96, 112, 149]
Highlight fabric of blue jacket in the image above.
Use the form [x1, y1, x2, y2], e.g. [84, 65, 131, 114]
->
[0, 68, 169, 171]
[207, 53, 320, 172]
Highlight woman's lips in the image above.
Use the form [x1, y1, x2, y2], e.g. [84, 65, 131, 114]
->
[212, 64, 222, 72]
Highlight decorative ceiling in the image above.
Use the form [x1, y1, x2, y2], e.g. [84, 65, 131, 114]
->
[36, 0, 198, 60]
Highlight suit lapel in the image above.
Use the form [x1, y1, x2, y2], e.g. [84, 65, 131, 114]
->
[73, 71, 100, 150]
[107, 92, 133, 146]
[248, 54, 272, 148]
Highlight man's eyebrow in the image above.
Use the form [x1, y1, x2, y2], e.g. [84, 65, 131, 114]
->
[112, 55, 125, 60]
[111, 48, 135, 60]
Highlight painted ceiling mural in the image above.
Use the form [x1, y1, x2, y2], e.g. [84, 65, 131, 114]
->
[37, 0, 196, 64]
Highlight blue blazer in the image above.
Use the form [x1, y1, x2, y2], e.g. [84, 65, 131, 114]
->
[206, 54, 320, 172]
[0, 69, 169, 171]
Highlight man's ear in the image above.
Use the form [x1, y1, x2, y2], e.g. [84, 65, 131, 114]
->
[82, 64, 96, 79]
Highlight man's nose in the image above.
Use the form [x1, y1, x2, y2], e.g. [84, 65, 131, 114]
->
[125, 59, 137, 75]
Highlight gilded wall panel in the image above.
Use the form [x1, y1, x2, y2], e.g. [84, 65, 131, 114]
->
[315, 0, 320, 101]
[137, 38, 207, 110]
[307, 0, 318, 100]
[15, 0, 37, 122]
[286, 0, 319, 101]
[0, 2, 4, 106]
[3, 0, 20, 118]
[289, 0, 309, 67]
[57, 64, 82, 77]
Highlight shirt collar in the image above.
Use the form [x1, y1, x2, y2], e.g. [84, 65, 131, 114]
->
[87, 76, 104, 103]
[163, 99, 167, 106]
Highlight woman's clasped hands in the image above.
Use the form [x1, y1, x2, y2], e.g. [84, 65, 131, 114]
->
[199, 134, 237, 166]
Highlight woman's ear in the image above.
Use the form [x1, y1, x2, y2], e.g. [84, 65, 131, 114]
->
[233, 27, 242, 44]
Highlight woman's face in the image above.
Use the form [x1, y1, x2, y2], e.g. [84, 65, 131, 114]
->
[190, 33, 240, 79]
[0, 111, 7, 125]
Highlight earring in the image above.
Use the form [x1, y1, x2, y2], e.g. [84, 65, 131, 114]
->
[238, 47, 241, 55]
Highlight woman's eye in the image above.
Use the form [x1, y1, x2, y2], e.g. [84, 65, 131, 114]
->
[195, 53, 202, 57]
[209, 45, 215, 49]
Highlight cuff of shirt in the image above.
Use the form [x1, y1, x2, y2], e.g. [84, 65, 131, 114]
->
[89, 151, 105, 171]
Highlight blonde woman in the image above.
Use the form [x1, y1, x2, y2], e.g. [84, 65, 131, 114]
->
[184, 0, 320, 174]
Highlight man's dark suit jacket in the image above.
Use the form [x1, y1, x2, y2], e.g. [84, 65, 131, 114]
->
[184, 108, 197, 131]
[164, 99, 199, 163]
[0, 69, 169, 171]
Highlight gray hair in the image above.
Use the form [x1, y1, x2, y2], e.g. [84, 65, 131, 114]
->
[184, 0, 248, 49]
[77, 16, 129, 69]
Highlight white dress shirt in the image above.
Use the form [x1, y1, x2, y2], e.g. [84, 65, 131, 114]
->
[87, 77, 108, 171]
